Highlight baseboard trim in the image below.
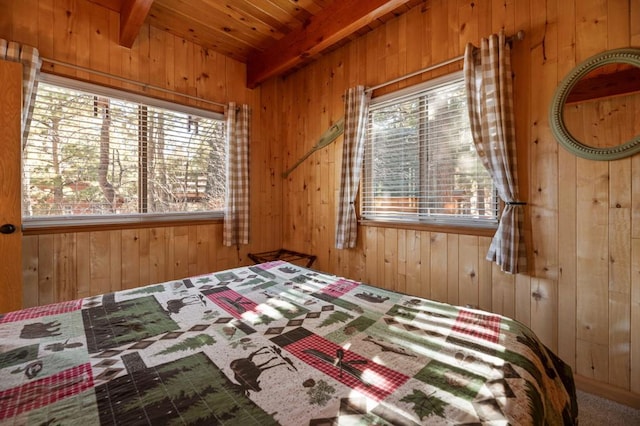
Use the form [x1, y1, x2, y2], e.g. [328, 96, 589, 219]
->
[574, 374, 640, 409]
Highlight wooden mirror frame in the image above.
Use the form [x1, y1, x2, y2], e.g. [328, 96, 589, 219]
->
[549, 48, 640, 160]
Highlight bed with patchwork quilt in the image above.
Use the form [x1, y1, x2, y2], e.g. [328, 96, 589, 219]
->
[0, 261, 577, 425]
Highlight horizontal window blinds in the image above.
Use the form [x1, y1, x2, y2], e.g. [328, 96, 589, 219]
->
[24, 81, 226, 219]
[362, 76, 497, 225]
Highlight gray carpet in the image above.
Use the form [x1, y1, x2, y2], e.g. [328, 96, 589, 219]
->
[577, 390, 640, 425]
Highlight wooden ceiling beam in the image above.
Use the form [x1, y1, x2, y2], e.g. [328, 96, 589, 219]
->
[119, 0, 154, 48]
[565, 65, 640, 104]
[246, 0, 412, 88]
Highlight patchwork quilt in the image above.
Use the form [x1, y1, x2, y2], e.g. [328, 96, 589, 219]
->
[0, 261, 577, 425]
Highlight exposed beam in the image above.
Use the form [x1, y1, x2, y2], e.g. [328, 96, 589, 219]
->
[119, 0, 154, 48]
[565, 64, 640, 104]
[246, 0, 412, 88]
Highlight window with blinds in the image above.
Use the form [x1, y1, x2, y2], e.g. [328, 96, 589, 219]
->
[23, 75, 226, 226]
[362, 72, 498, 226]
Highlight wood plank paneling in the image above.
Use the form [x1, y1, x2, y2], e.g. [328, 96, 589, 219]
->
[2, 0, 639, 408]
[271, 0, 640, 406]
[37, 235, 54, 306]
[556, 0, 578, 372]
[0, 60, 23, 313]
[1, 0, 275, 307]
[631, 238, 640, 394]
[89, 232, 111, 296]
[22, 236, 39, 308]
[429, 232, 448, 303]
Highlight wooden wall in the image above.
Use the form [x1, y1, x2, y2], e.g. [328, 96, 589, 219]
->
[262, 0, 640, 405]
[1, 0, 639, 408]
[0, 0, 281, 305]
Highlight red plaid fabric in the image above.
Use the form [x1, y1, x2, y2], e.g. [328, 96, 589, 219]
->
[451, 309, 501, 344]
[0, 300, 82, 324]
[257, 261, 285, 270]
[0, 363, 93, 420]
[286, 333, 409, 402]
[205, 288, 259, 320]
[320, 278, 360, 298]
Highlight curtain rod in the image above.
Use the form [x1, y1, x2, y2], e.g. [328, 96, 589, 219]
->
[42, 57, 227, 109]
[366, 30, 525, 94]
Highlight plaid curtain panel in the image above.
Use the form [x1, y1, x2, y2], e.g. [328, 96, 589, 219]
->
[335, 86, 371, 249]
[0, 39, 41, 145]
[224, 102, 251, 247]
[464, 31, 527, 274]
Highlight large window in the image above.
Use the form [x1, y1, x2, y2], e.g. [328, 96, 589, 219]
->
[23, 75, 226, 226]
[362, 72, 498, 227]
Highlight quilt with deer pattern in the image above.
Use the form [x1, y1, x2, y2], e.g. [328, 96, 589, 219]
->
[0, 261, 577, 425]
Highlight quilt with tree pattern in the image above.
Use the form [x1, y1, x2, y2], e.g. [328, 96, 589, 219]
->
[0, 261, 577, 425]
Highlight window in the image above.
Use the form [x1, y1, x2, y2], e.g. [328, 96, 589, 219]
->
[362, 72, 498, 227]
[23, 75, 226, 226]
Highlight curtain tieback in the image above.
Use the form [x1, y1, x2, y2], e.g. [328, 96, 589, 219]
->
[505, 201, 527, 206]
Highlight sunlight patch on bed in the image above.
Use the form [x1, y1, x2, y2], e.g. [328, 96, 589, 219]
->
[266, 298, 301, 315]
[240, 310, 262, 323]
[255, 303, 283, 320]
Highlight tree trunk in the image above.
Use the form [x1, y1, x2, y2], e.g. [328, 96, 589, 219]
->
[50, 112, 64, 213]
[97, 97, 116, 212]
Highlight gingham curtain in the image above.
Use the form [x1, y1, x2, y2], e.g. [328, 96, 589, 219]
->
[0, 39, 41, 146]
[335, 86, 371, 249]
[464, 31, 527, 274]
[223, 103, 250, 247]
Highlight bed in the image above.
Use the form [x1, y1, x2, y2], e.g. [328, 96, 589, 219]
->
[0, 261, 577, 425]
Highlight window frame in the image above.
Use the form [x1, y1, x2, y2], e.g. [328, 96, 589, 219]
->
[22, 73, 226, 231]
[360, 71, 499, 232]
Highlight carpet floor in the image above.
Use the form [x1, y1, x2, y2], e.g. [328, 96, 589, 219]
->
[577, 390, 640, 425]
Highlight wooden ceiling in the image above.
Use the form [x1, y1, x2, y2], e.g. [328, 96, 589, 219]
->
[88, 0, 423, 88]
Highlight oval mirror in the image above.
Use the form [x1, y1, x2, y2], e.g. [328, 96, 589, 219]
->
[549, 48, 640, 160]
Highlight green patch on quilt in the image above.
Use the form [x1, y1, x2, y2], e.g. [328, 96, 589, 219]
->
[386, 304, 419, 321]
[0, 344, 39, 369]
[248, 266, 276, 280]
[107, 352, 277, 425]
[400, 389, 446, 420]
[525, 380, 544, 426]
[267, 297, 310, 320]
[215, 271, 240, 282]
[387, 301, 458, 323]
[341, 315, 376, 333]
[414, 359, 484, 402]
[446, 334, 543, 387]
[419, 298, 460, 316]
[306, 379, 336, 406]
[496, 348, 543, 386]
[82, 296, 179, 353]
[124, 284, 166, 295]
[291, 274, 310, 284]
[156, 334, 216, 356]
[236, 278, 267, 288]
[351, 286, 402, 306]
[331, 298, 364, 314]
[319, 310, 355, 328]
[30, 348, 91, 379]
[195, 276, 214, 284]
[366, 321, 444, 355]
[28, 388, 100, 425]
[324, 315, 377, 344]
